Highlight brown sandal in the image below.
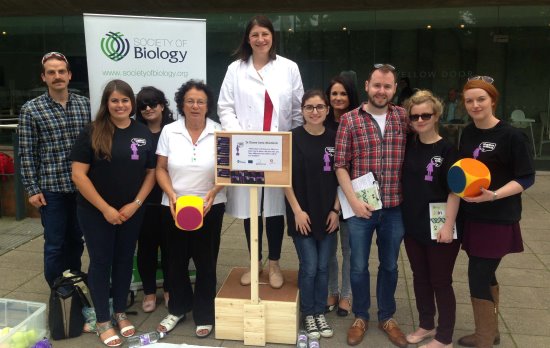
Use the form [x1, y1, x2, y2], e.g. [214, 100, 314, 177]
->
[337, 297, 352, 317]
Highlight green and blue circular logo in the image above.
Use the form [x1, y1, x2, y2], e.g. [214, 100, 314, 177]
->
[100, 31, 130, 61]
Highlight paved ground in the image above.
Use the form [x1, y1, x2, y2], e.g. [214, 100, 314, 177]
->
[1, 172, 549, 347]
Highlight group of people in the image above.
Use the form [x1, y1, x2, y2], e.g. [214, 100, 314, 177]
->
[18, 13, 535, 348]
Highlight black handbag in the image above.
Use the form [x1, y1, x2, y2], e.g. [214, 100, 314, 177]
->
[48, 273, 89, 340]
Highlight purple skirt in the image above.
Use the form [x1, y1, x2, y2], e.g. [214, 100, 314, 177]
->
[461, 220, 524, 259]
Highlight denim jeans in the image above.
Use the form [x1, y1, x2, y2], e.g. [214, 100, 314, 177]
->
[293, 232, 336, 316]
[40, 190, 83, 287]
[347, 206, 405, 321]
[328, 221, 351, 299]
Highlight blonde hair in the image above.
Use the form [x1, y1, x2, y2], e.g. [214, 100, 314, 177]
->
[404, 90, 444, 134]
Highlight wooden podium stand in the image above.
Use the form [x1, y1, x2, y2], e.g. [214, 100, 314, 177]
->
[215, 188, 299, 346]
[214, 132, 298, 346]
[215, 267, 299, 345]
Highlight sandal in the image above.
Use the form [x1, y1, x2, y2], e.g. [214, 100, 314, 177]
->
[337, 297, 352, 317]
[142, 294, 157, 313]
[158, 313, 186, 333]
[325, 294, 339, 313]
[96, 321, 122, 347]
[196, 325, 213, 338]
[113, 312, 135, 338]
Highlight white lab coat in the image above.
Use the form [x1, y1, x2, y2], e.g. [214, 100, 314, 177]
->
[218, 55, 304, 218]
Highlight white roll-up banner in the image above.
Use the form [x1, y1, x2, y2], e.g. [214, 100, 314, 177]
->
[83, 13, 206, 118]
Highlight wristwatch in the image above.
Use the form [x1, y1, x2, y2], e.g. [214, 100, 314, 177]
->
[331, 208, 340, 215]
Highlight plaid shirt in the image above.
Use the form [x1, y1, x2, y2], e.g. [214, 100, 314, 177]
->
[18, 92, 90, 196]
[334, 102, 408, 208]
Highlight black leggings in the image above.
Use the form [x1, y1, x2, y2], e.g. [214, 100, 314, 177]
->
[468, 255, 501, 301]
[244, 215, 284, 261]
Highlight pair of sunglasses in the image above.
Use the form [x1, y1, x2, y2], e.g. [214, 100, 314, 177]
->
[138, 101, 160, 111]
[409, 113, 433, 122]
[468, 75, 494, 84]
[41, 51, 68, 65]
[374, 63, 396, 71]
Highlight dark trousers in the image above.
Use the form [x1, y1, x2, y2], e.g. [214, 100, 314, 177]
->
[468, 255, 501, 301]
[243, 215, 284, 261]
[40, 190, 83, 287]
[404, 236, 460, 344]
[77, 204, 145, 322]
[137, 204, 169, 294]
[164, 203, 225, 325]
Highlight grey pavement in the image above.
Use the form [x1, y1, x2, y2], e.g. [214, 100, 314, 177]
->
[1, 172, 549, 347]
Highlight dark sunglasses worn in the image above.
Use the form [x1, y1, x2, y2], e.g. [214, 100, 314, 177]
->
[138, 101, 160, 111]
[409, 113, 433, 122]
[468, 75, 494, 84]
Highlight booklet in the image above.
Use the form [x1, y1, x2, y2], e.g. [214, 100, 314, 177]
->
[429, 202, 458, 240]
[338, 172, 382, 219]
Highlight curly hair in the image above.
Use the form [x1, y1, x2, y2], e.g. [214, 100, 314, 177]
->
[174, 80, 215, 119]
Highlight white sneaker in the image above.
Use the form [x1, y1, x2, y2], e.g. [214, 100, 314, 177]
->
[303, 315, 320, 339]
[315, 314, 333, 338]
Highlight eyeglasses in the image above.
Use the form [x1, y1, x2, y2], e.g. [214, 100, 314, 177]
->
[409, 113, 433, 122]
[374, 63, 396, 71]
[41, 52, 68, 65]
[184, 99, 207, 107]
[138, 101, 159, 111]
[468, 75, 494, 84]
[302, 104, 328, 113]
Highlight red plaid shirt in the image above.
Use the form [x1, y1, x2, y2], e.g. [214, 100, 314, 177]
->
[335, 102, 408, 208]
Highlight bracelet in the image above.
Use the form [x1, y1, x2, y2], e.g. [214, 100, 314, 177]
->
[134, 199, 143, 207]
[331, 208, 340, 215]
[491, 191, 498, 202]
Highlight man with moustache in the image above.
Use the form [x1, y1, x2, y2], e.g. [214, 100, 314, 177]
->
[18, 52, 90, 287]
[334, 64, 408, 347]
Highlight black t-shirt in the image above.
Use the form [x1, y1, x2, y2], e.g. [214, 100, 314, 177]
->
[70, 120, 155, 210]
[285, 126, 338, 240]
[402, 134, 460, 244]
[144, 131, 162, 205]
[458, 121, 535, 224]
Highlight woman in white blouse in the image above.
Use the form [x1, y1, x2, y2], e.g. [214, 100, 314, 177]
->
[156, 80, 226, 338]
[218, 15, 304, 289]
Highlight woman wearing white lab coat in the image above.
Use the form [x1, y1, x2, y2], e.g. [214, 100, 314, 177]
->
[218, 14, 304, 289]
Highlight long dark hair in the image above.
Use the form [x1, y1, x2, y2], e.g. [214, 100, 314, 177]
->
[135, 86, 174, 129]
[91, 79, 135, 161]
[233, 15, 276, 61]
[325, 75, 359, 124]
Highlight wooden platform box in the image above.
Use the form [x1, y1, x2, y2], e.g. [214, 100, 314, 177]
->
[215, 267, 299, 345]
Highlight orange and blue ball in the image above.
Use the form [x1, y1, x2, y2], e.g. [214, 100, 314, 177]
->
[447, 158, 491, 198]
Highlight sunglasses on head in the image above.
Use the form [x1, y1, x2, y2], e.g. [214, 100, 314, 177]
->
[409, 113, 433, 122]
[138, 101, 160, 110]
[41, 52, 68, 65]
[374, 63, 396, 71]
[468, 75, 494, 84]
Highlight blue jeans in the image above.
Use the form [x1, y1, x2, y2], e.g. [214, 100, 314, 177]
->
[347, 206, 405, 321]
[293, 232, 336, 316]
[328, 221, 351, 299]
[40, 190, 83, 287]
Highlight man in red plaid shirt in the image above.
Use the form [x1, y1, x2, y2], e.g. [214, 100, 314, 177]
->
[335, 64, 409, 348]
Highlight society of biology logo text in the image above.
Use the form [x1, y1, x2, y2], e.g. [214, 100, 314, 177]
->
[101, 31, 130, 61]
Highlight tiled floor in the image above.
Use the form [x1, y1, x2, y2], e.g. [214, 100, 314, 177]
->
[0, 172, 549, 347]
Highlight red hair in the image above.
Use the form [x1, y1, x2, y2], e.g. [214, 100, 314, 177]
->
[463, 79, 499, 112]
